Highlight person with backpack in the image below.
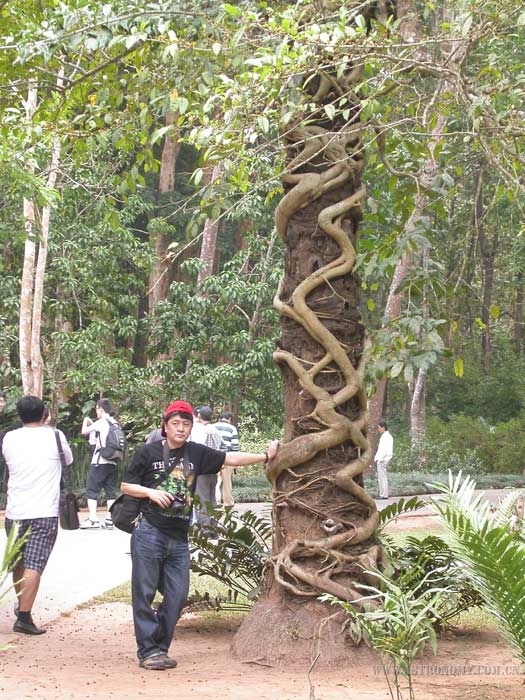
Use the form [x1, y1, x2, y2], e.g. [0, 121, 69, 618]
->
[80, 398, 126, 529]
[120, 399, 279, 670]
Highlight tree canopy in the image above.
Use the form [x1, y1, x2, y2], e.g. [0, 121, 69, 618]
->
[0, 0, 524, 443]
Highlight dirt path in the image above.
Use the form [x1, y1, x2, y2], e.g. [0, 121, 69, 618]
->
[0, 602, 523, 700]
[1, 514, 523, 699]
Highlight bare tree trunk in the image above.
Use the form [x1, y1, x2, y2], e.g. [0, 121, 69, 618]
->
[197, 163, 222, 285]
[474, 166, 497, 375]
[19, 75, 62, 397]
[368, 246, 412, 449]
[369, 0, 468, 445]
[19, 83, 39, 395]
[148, 110, 180, 311]
[513, 271, 524, 355]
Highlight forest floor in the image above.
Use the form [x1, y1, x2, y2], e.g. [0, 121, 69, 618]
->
[0, 515, 523, 700]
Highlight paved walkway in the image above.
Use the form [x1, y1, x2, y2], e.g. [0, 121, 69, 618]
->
[0, 521, 132, 645]
[0, 488, 518, 645]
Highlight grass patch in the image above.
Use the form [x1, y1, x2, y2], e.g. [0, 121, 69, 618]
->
[82, 572, 243, 610]
[230, 470, 525, 503]
[456, 606, 496, 631]
[79, 580, 131, 608]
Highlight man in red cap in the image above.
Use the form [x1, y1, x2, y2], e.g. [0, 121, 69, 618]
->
[120, 399, 279, 671]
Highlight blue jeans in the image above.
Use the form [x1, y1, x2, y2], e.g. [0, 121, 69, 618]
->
[130, 516, 190, 660]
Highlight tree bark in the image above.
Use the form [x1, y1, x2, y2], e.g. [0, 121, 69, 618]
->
[197, 163, 222, 285]
[148, 110, 180, 311]
[19, 82, 38, 395]
[513, 271, 524, 355]
[20, 75, 62, 397]
[233, 12, 383, 664]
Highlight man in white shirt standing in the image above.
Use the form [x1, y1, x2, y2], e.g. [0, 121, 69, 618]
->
[2, 395, 73, 635]
[213, 410, 239, 507]
[192, 406, 223, 528]
[374, 419, 393, 499]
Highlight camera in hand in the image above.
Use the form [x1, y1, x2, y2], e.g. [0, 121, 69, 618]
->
[170, 493, 186, 514]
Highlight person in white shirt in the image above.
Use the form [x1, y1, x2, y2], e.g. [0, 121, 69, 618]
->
[192, 406, 223, 528]
[2, 395, 73, 635]
[213, 411, 240, 507]
[374, 419, 393, 499]
[80, 398, 119, 529]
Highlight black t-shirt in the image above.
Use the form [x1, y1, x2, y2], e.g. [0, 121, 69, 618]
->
[122, 440, 226, 540]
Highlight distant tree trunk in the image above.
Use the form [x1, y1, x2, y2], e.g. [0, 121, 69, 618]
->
[370, 0, 469, 451]
[368, 246, 411, 450]
[197, 163, 222, 285]
[148, 110, 180, 311]
[475, 166, 497, 374]
[19, 82, 38, 395]
[20, 76, 62, 397]
[513, 271, 524, 355]
[410, 368, 426, 436]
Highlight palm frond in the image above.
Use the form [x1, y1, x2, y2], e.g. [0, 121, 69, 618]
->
[0, 522, 26, 604]
[378, 496, 428, 527]
[491, 489, 525, 529]
[431, 471, 525, 663]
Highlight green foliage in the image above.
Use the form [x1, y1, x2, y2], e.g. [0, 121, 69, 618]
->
[1, 522, 25, 595]
[324, 572, 444, 700]
[189, 506, 272, 605]
[1, 523, 28, 649]
[377, 498, 484, 632]
[377, 497, 428, 525]
[427, 340, 525, 423]
[388, 427, 486, 475]
[384, 535, 484, 631]
[388, 411, 525, 476]
[1, 1, 525, 488]
[430, 471, 525, 663]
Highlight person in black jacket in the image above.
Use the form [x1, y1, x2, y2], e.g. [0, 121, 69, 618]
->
[120, 399, 279, 671]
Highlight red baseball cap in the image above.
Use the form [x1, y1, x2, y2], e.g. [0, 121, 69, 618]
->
[161, 400, 194, 436]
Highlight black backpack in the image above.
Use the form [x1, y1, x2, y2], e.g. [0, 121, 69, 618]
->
[99, 418, 126, 462]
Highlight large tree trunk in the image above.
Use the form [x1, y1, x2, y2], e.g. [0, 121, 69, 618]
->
[233, 19, 383, 665]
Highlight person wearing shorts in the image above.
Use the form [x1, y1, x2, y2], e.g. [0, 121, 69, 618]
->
[80, 398, 119, 529]
[1, 395, 73, 635]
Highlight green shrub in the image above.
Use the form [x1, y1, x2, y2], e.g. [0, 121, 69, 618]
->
[390, 413, 525, 475]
